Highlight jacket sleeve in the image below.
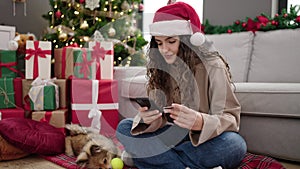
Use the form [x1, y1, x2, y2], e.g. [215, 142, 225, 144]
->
[190, 58, 241, 146]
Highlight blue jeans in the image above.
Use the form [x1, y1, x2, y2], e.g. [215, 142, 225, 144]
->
[116, 118, 247, 169]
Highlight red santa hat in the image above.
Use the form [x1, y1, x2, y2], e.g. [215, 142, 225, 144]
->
[149, 2, 205, 46]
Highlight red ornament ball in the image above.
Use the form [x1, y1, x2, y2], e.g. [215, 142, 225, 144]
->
[284, 13, 288, 18]
[139, 3, 144, 11]
[227, 29, 232, 34]
[79, 0, 85, 4]
[55, 10, 62, 19]
[242, 22, 247, 27]
[235, 20, 240, 25]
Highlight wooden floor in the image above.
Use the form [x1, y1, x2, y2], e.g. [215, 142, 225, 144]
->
[0, 154, 300, 169]
[0, 155, 65, 169]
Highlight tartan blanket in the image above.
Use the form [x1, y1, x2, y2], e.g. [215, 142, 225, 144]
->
[41, 152, 286, 169]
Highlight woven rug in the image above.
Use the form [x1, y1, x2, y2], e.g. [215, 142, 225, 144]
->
[42, 152, 286, 169]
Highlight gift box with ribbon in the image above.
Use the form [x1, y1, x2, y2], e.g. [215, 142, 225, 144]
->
[0, 50, 24, 78]
[0, 108, 25, 120]
[54, 46, 78, 79]
[31, 109, 68, 134]
[54, 47, 95, 80]
[89, 41, 114, 80]
[28, 77, 59, 111]
[22, 79, 68, 109]
[0, 78, 16, 109]
[25, 41, 52, 79]
[71, 79, 119, 136]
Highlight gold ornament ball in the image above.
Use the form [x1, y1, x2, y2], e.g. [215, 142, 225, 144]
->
[59, 33, 68, 41]
[108, 27, 116, 37]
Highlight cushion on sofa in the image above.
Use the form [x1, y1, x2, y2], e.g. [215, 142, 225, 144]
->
[0, 118, 65, 155]
[206, 32, 254, 82]
[248, 28, 300, 82]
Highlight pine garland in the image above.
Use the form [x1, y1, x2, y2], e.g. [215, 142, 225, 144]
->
[203, 6, 300, 34]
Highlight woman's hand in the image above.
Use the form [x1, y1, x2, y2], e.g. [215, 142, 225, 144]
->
[138, 107, 162, 125]
[164, 103, 203, 130]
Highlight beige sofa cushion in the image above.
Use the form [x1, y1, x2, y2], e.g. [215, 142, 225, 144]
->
[206, 32, 254, 82]
[248, 28, 300, 82]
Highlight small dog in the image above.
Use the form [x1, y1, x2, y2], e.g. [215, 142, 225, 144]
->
[65, 124, 121, 169]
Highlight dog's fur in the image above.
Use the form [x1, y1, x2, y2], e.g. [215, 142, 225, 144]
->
[65, 124, 121, 169]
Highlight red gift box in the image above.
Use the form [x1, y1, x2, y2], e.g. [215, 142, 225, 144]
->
[71, 79, 119, 136]
[0, 108, 25, 120]
[14, 77, 23, 108]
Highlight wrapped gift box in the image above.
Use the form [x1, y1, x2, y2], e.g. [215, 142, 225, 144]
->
[54, 47, 78, 79]
[25, 41, 52, 79]
[26, 78, 59, 111]
[0, 78, 15, 109]
[71, 79, 119, 136]
[54, 47, 94, 79]
[31, 109, 68, 134]
[89, 41, 114, 80]
[0, 50, 18, 78]
[0, 108, 25, 120]
[22, 79, 68, 109]
[0, 77, 23, 109]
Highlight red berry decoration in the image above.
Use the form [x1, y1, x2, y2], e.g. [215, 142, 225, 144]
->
[235, 20, 240, 25]
[275, 13, 279, 17]
[284, 13, 288, 18]
[55, 10, 62, 19]
[242, 22, 247, 27]
[227, 29, 232, 34]
[79, 0, 85, 4]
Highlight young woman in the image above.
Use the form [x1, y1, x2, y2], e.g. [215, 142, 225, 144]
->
[116, 2, 247, 169]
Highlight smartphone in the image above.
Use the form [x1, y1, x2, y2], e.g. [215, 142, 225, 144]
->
[130, 97, 162, 112]
[130, 97, 174, 123]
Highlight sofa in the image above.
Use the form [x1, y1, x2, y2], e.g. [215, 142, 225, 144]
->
[113, 28, 300, 163]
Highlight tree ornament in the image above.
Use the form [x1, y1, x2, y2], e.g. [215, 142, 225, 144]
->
[121, 0, 130, 11]
[85, 0, 100, 10]
[79, 0, 85, 4]
[108, 27, 116, 37]
[80, 20, 89, 29]
[59, 32, 68, 41]
[227, 29, 232, 34]
[55, 10, 62, 19]
[284, 13, 288, 18]
[235, 20, 240, 25]
[139, 3, 144, 12]
[242, 22, 247, 27]
[93, 30, 104, 42]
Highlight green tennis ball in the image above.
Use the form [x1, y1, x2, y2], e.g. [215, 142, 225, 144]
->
[111, 157, 124, 169]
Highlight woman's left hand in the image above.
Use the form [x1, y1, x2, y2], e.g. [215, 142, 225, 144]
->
[164, 103, 203, 131]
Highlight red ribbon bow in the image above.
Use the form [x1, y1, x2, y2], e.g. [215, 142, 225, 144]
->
[25, 41, 51, 78]
[91, 42, 113, 79]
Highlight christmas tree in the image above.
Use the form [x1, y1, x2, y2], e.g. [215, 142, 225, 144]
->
[42, 0, 148, 66]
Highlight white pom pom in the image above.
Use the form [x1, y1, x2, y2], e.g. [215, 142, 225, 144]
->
[190, 32, 205, 46]
[8, 40, 18, 51]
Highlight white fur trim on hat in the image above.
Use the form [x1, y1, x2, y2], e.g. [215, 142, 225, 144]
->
[149, 20, 193, 36]
[149, 20, 205, 46]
